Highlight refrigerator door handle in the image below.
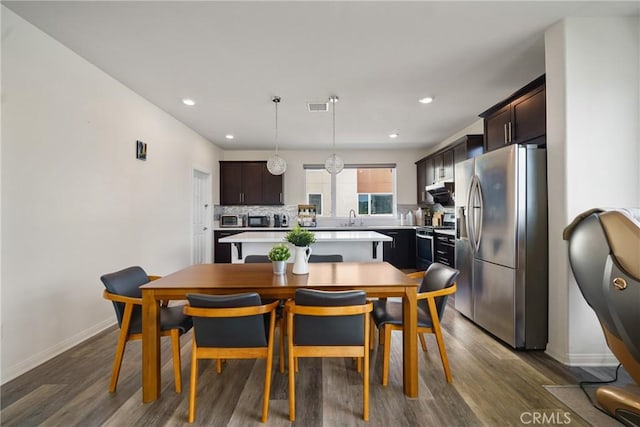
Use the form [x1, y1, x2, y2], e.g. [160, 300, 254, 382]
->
[466, 175, 476, 251]
[475, 177, 484, 252]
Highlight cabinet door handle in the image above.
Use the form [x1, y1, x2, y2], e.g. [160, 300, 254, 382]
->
[280, 193, 283, 203]
[504, 123, 508, 144]
[508, 121, 512, 143]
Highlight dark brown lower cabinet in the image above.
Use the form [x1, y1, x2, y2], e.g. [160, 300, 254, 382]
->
[375, 229, 416, 269]
[434, 232, 455, 267]
[214, 230, 241, 263]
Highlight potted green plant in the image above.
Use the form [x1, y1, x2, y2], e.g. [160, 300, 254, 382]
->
[268, 243, 290, 275]
[285, 225, 316, 274]
[285, 224, 316, 247]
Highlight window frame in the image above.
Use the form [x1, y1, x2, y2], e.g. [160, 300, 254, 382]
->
[303, 163, 397, 218]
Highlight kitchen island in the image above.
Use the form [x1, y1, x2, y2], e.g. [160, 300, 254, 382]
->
[218, 230, 393, 263]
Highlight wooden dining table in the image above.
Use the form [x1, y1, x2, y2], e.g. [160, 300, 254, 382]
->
[140, 262, 418, 402]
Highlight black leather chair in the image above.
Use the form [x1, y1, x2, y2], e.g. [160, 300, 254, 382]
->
[100, 266, 192, 393]
[564, 208, 640, 425]
[370, 262, 459, 386]
[308, 254, 343, 262]
[184, 293, 278, 423]
[244, 255, 271, 263]
[285, 289, 372, 421]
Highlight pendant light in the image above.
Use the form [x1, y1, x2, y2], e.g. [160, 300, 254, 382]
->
[267, 96, 287, 175]
[325, 95, 344, 174]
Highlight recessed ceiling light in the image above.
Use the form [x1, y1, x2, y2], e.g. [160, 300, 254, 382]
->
[389, 133, 399, 139]
[225, 134, 234, 140]
[418, 96, 434, 104]
[182, 98, 195, 106]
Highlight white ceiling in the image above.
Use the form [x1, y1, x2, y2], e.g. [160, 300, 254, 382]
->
[4, 1, 638, 151]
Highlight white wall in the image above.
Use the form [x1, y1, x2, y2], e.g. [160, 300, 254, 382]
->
[545, 17, 640, 365]
[222, 148, 423, 206]
[1, 8, 221, 382]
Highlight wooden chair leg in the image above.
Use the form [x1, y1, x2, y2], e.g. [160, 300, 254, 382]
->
[356, 357, 362, 373]
[216, 359, 223, 374]
[382, 324, 392, 386]
[279, 316, 285, 373]
[287, 315, 296, 421]
[364, 317, 370, 421]
[188, 341, 198, 423]
[419, 332, 428, 352]
[428, 298, 453, 383]
[369, 318, 375, 350]
[109, 325, 130, 392]
[262, 344, 274, 422]
[171, 329, 182, 393]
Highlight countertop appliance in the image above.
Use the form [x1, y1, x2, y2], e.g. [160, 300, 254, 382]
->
[455, 144, 548, 349]
[220, 215, 242, 228]
[273, 214, 281, 227]
[247, 215, 270, 227]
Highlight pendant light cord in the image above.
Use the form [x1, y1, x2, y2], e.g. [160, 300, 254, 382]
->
[273, 96, 280, 155]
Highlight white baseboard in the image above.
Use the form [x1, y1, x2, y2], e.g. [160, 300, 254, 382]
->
[1, 318, 115, 385]
[546, 347, 619, 366]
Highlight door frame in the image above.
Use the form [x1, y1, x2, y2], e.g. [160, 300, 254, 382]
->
[192, 167, 212, 264]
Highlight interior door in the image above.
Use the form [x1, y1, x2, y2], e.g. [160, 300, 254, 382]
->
[192, 169, 212, 264]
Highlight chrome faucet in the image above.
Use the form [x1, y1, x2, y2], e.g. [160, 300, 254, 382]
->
[348, 209, 357, 226]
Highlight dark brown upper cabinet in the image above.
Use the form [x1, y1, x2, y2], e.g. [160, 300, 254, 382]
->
[480, 75, 546, 152]
[219, 161, 283, 206]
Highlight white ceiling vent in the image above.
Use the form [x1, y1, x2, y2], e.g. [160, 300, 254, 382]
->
[307, 102, 329, 112]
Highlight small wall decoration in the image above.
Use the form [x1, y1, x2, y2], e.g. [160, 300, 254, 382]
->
[136, 140, 147, 160]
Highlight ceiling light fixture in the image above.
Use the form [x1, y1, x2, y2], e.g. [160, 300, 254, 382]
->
[182, 98, 195, 106]
[418, 96, 434, 104]
[325, 95, 344, 175]
[225, 134, 234, 140]
[389, 132, 399, 139]
[266, 96, 287, 176]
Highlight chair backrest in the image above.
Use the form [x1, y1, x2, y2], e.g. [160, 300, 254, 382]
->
[419, 262, 459, 320]
[186, 293, 268, 348]
[308, 254, 343, 263]
[564, 208, 640, 385]
[244, 255, 271, 263]
[293, 289, 366, 346]
[100, 266, 150, 326]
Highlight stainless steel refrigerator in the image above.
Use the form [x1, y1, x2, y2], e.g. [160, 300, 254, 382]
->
[455, 144, 548, 349]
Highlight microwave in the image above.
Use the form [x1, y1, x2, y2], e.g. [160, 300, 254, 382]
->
[220, 215, 242, 227]
[247, 215, 270, 227]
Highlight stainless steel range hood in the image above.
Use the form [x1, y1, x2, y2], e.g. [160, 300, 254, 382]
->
[426, 179, 454, 194]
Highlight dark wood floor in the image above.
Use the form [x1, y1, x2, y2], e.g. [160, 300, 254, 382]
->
[1, 299, 622, 426]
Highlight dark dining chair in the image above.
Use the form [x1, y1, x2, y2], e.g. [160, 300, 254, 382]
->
[370, 262, 459, 386]
[244, 255, 271, 263]
[308, 254, 343, 262]
[100, 266, 192, 393]
[285, 289, 372, 421]
[183, 293, 278, 423]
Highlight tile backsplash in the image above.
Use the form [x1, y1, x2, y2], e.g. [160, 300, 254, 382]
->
[214, 205, 298, 220]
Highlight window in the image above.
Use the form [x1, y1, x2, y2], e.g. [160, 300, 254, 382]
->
[304, 164, 396, 217]
[308, 193, 322, 215]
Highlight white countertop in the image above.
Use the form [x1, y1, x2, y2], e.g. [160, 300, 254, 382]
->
[219, 230, 393, 243]
[215, 225, 418, 231]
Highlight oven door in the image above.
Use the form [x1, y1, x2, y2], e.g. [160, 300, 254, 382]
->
[416, 229, 434, 270]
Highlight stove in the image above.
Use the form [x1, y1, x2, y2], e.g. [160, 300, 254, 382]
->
[416, 210, 455, 270]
